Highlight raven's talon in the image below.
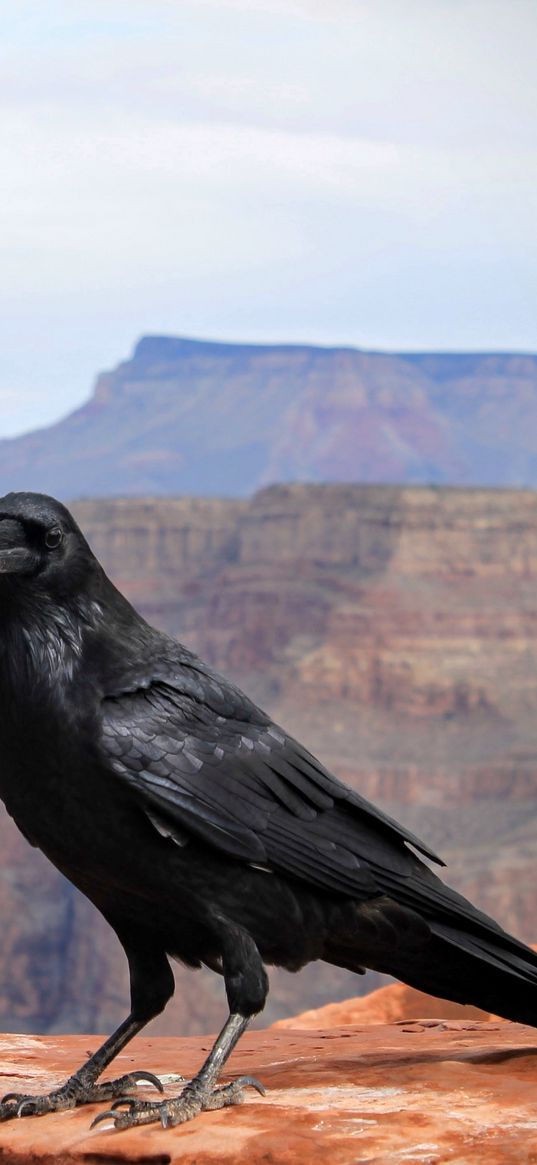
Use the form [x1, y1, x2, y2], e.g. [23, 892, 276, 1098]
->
[90, 1108, 120, 1130]
[231, 1075, 265, 1097]
[90, 1097, 157, 1129]
[0, 1069, 163, 1124]
[200, 1075, 265, 1110]
[90, 1070, 164, 1102]
[90, 1075, 266, 1130]
[17, 1100, 38, 1118]
[109, 1097, 138, 1111]
[118, 1070, 164, 1094]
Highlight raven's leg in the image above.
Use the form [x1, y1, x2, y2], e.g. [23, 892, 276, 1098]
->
[93, 927, 269, 1130]
[0, 944, 175, 1120]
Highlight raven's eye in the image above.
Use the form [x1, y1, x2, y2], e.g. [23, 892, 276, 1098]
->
[44, 527, 63, 550]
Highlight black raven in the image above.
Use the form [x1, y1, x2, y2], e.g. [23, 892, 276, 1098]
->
[0, 490, 536, 1131]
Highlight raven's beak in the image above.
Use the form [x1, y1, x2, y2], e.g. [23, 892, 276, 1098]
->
[0, 519, 36, 574]
[0, 548, 36, 573]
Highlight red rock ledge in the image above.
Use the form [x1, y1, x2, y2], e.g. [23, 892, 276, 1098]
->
[0, 1019, 536, 1165]
[273, 980, 500, 1028]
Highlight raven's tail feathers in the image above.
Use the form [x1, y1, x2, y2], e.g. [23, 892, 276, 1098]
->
[404, 923, 537, 1027]
[384, 924, 537, 1026]
[326, 897, 537, 1027]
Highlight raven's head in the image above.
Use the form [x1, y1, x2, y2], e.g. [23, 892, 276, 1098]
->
[0, 492, 97, 598]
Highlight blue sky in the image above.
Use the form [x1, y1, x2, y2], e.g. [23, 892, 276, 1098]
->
[1, 0, 536, 436]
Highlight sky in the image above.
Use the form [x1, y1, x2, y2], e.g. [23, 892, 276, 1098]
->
[1, 0, 536, 437]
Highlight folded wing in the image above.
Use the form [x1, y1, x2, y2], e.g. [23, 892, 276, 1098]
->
[99, 656, 442, 904]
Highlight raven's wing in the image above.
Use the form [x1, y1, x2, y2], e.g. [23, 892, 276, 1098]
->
[99, 653, 537, 995]
[99, 652, 442, 902]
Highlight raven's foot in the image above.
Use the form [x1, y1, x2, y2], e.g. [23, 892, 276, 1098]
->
[92, 1075, 265, 1130]
[0, 1071, 163, 1120]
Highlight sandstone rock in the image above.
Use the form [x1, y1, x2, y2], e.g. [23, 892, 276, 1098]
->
[0, 1022, 536, 1162]
[273, 980, 498, 1029]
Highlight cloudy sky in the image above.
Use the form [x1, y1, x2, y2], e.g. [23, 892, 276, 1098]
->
[2, 0, 536, 436]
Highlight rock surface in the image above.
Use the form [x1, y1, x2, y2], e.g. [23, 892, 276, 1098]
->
[274, 980, 498, 1029]
[0, 1021, 536, 1163]
[1, 336, 537, 497]
[1, 484, 537, 1034]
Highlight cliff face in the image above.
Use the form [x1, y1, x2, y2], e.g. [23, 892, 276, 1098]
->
[1, 484, 537, 1036]
[1, 337, 537, 497]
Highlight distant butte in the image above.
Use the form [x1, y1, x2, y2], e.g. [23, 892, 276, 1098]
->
[0, 335, 537, 496]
